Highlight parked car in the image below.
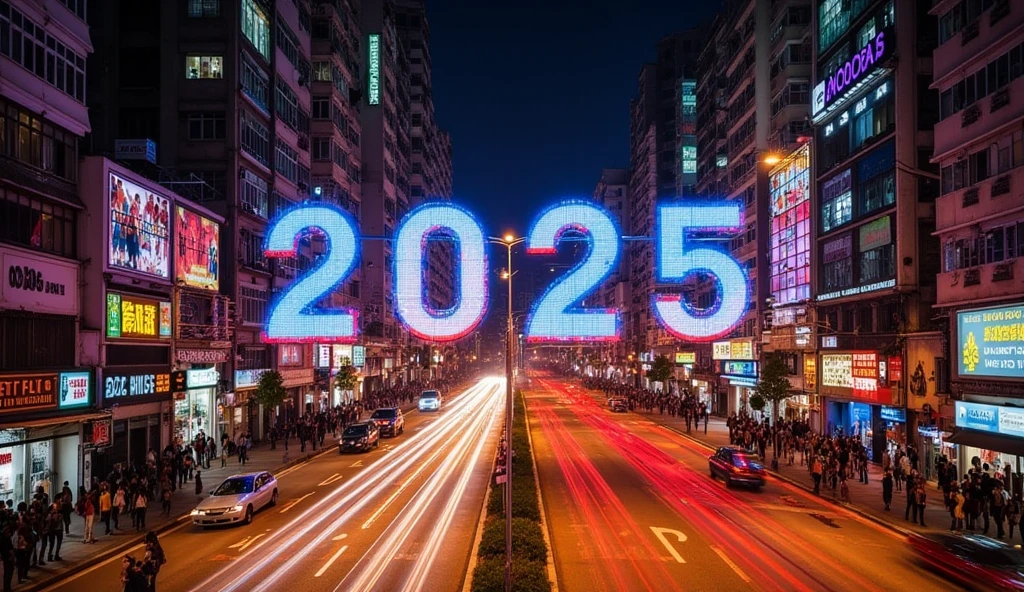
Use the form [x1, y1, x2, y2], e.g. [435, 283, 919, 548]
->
[708, 446, 765, 488]
[909, 533, 1024, 590]
[370, 407, 405, 436]
[191, 471, 278, 527]
[418, 390, 443, 412]
[609, 398, 628, 412]
[339, 422, 380, 452]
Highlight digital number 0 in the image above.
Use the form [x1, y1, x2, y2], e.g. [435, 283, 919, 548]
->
[393, 203, 488, 341]
[652, 203, 748, 341]
[525, 201, 620, 342]
[263, 205, 360, 343]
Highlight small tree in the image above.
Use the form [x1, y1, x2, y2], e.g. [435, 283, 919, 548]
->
[253, 370, 287, 435]
[646, 355, 674, 387]
[754, 354, 793, 424]
[748, 393, 766, 414]
[334, 365, 358, 403]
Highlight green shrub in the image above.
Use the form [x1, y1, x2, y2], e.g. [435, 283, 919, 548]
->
[471, 557, 551, 592]
[486, 477, 541, 522]
[477, 517, 547, 563]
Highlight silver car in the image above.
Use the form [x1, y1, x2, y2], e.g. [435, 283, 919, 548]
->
[191, 471, 278, 527]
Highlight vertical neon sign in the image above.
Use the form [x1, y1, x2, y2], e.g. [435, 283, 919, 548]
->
[368, 33, 381, 106]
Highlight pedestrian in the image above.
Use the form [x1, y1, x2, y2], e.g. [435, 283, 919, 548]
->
[82, 493, 97, 543]
[220, 444, 228, 468]
[992, 482, 1008, 539]
[100, 484, 113, 535]
[0, 523, 14, 592]
[915, 481, 927, 527]
[160, 488, 171, 517]
[13, 519, 30, 585]
[121, 555, 148, 592]
[950, 485, 965, 533]
[134, 491, 148, 531]
[59, 482, 73, 534]
[905, 472, 917, 523]
[46, 503, 63, 561]
[812, 456, 823, 495]
[1007, 493, 1022, 543]
[195, 471, 203, 501]
[142, 531, 166, 592]
[113, 485, 126, 530]
[882, 469, 893, 510]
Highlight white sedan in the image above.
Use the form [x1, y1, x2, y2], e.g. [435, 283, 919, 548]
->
[191, 471, 278, 527]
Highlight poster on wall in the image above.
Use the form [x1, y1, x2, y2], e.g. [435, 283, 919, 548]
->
[175, 207, 220, 291]
[109, 173, 171, 278]
[958, 304, 1024, 379]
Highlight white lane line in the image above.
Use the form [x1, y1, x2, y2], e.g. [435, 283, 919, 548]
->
[350, 460, 363, 468]
[228, 533, 267, 553]
[279, 492, 315, 514]
[319, 473, 344, 486]
[712, 545, 752, 584]
[332, 533, 348, 541]
[315, 545, 349, 578]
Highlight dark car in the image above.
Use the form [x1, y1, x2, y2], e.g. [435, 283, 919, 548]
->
[610, 398, 628, 412]
[370, 407, 405, 437]
[339, 422, 380, 453]
[909, 533, 1024, 590]
[708, 446, 765, 488]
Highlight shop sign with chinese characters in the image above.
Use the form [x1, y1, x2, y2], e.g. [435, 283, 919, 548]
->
[957, 303, 1024, 380]
[106, 292, 172, 340]
[675, 352, 695, 365]
[712, 340, 755, 361]
[59, 371, 91, 409]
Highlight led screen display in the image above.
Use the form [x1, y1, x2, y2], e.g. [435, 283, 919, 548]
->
[109, 173, 171, 278]
[175, 206, 220, 291]
[769, 145, 811, 305]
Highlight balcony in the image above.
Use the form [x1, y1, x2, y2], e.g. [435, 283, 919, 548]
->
[936, 166, 1023, 232]
[938, 257, 1024, 305]
[933, 0, 1023, 83]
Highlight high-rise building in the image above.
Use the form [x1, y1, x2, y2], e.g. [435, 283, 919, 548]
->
[0, 0, 94, 506]
[929, 0, 1024, 474]
[811, 0, 940, 463]
[593, 169, 630, 368]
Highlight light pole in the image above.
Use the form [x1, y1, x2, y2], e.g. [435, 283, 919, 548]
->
[489, 232, 524, 592]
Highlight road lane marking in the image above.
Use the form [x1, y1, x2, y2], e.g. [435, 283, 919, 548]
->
[332, 533, 348, 541]
[319, 473, 344, 486]
[315, 545, 349, 578]
[650, 526, 687, 563]
[228, 533, 267, 552]
[712, 545, 752, 584]
[279, 492, 314, 514]
[350, 460, 363, 468]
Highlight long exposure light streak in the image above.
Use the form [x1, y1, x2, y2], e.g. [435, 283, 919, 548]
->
[191, 378, 503, 592]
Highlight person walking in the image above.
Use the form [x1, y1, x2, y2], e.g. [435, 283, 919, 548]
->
[113, 485, 126, 530]
[134, 491, 148, 532]
[905, 471, 918, 523]
[1007, 493, 1022, 543]
[1, 523, 14, 592]
[992, 482, 1008, 539]
[950, 485, 966, 533]
[142, 531, 166, 592]
[812, 456, 823, 495]
[46, 503, 63, 561]
[882, 469, 894, 510]
[82, 493, 97, 543]
[59, 482, 74, 535]
[195, 471, 204, 502]
[915, 481, 928, 527]
[100, 484, 113, 535]
[13, 519, 30, 585]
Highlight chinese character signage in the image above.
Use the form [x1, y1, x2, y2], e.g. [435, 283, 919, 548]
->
[957, 303, 1024, 380]
[332, 345, 352, 368]
[722, 361, 757, 378]
[58, 371, 91, 409]
[352, 345, 366, 367]
[108, 173, 171, 278]
[235, 369, 269, 390]
[712, 340, 755, 361]
[106, 293, 172, 340]
[367, 34, 381, 105]
[821, 354, 853, 388]
[0, 373, 58, 413]
[675, 352, 695, 365]
[804, 357, 817, 390]
[852, 352, 878, 400]
[175, 207, 220, 291]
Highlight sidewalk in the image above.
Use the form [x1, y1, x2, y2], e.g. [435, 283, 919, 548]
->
[23, 431, 343, 592]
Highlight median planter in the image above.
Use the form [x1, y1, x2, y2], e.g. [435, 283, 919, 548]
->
[472, 390, 551, 592]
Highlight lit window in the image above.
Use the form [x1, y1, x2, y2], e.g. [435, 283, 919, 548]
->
[186, 56, 223, 79]
[241, 0, 271, 59]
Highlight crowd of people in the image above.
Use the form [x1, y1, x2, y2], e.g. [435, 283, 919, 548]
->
[581, 376, 710, 432]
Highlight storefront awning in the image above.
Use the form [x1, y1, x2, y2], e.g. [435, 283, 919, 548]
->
[946, 429, 1024, 457]
[0, 412, 111, 430]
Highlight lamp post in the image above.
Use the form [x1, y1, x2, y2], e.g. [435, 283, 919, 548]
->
[489, 233, 524, 592]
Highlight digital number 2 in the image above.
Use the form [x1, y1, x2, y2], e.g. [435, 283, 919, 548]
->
[651, 203, 747, 341]
[263, 205, 360, 343]
[525, 201, 620, 342]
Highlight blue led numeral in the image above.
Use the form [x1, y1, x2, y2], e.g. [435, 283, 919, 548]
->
[651, 203, 748, 341]
[393, 203, 488, 341]
[263, 205, 359, 343]
[524, 201, 620, 343]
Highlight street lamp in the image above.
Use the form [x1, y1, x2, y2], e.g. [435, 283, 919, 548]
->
[488, 232, 525, 592]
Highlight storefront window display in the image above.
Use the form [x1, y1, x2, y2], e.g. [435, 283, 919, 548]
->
[174, 389, 214, 446]
[829, 401, 874, 461]
[0, 430, 79, 507]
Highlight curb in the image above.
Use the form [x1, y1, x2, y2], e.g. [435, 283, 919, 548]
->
[520, 389, 559, 592]
[658, 422, 919, 538]
[27, 445, 336, 592]
[461, 425, 501, 592]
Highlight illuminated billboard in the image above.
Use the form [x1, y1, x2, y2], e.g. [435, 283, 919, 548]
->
[769, 144, 811, 305]
[109, 173, 171, 278]
[175, 207, 220, 291]
[957, 303, 1024, 380]
[106, 292, 172, 340]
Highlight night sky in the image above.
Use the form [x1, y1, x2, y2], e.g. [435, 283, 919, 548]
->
[428, 0, 721, 237]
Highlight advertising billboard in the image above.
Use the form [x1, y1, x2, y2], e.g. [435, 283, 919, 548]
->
[769, 144, 811, 305]
[952, 400, 1024, 438]
[175, 206, 220, 291]
[821, 354, 853, 388]
[109, 173, 171, 278]
[106, 292, 172, 340]
[957, 303, 1024, 380]
[675, 352, 695, 365]
[58, 371, 91, 409]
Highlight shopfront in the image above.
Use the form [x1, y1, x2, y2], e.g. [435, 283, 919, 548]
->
[948, 400, 1024, 495]
[92, 366, 172, 477]
[171, 368, 220, 446]
[712, 339, 757, 415]
[279, 367, 316, 416]
[820, 351, 895, 463]
[0, 370, 99, 506]
[917, 424, 954, 483]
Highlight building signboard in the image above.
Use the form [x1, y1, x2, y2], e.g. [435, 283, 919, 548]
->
[956, 303, 1024, 380]
[103, 368, 171, 406]
[1, 247, 80, 316]
[881, 406, 906, 423]
[0, 372, 70, 414]
[58, 371, 91, 409]
[722, 361, 757, 378]
[804, 356, 817, 390]
[352, 345, 366, 367]
[367, 34, 381, 105]
[175, 349, 231, 364]
[813, 27, 894, 118]
[235, 369, 269, 390]
[675, 352, 695, 365]
[821, 354, 853, 388]
[106, 293, 172, 340]
[712, 340, 755, 361]
[953, 401, 1024, 437]
[280, 368, 314, 388]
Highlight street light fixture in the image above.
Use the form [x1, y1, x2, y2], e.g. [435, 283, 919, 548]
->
[488, 233, 526, 592]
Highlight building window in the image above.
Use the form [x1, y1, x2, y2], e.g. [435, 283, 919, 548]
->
[0, 187, 76, 258]
[187, 112, 226, 140]
[240, 169, 268, 218]
[859, 244, 895, 283]
[276, 16, 301, 68]
[241, 54, 270, 112]
[239, 286, 268, 324]
[938, 0, 995, 45]
[312, 137, 331, 161]
[858, 171, 895, 215]
[822, 192, 852, 233]
[332, 141, 348, 170]
[938, 39, 1024, 121]
[275, 143, 298, 184]
[0, 3, 87, 102]
[239, 345, 268, 369]
[241, 0, 271, 59]
[313, 61, 332, 82]
[821, 234, 854, 293]
[0, 98, 79, 181]
[187, 0, 219, 17]
[275, 78, 300, 130]
[240, 111, 270, 167]
[185, 55, 223, 79]
[57, 0, 87, 20]
[312, 97, 330, 119]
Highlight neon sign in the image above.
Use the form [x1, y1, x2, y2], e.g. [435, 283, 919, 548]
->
[524, 201, 621, 342]
[814, 28, 893, 117]
[393, 203, 488, 342]
[367, 34, 381, 106]
[262, 202, 750, 344]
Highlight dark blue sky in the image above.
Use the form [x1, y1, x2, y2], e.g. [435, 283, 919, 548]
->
[428, 0, 721, 236]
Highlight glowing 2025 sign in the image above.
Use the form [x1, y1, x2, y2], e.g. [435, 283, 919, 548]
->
[262, 201, 749, 344]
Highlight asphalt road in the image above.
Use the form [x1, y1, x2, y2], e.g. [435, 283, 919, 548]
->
[44, 377, 504, 592]
[527, 375, 971, 592]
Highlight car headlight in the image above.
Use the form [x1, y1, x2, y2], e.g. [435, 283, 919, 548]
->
[231, 505, 244, 512]
[359, 437, 367, 443]
[191, 509, 201, 516]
